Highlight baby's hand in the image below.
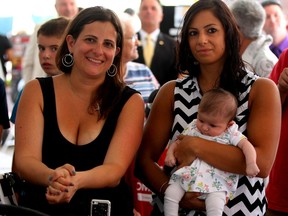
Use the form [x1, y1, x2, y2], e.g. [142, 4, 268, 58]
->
[246, 163, 260, 177]
[165, 154, 176, 167]
[165, 140, 180, 167]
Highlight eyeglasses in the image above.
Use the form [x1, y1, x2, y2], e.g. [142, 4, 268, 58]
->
[125, 34, 138, 42]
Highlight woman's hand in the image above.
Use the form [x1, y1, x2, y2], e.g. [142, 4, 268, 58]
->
[45, 164, 77, 204]
[173, 136, 205, 211]
[174, 135, 198, 168]
[49, 164, 76, 182]
[179, 192, 205, 211]
[46, 176, 77, 204]
[278, 68, 288, 104]
[278, 68, 288, 93]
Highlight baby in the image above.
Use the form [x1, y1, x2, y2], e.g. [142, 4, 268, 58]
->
[164, 88, 260, 216]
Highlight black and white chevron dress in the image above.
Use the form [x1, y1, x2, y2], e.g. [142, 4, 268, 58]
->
[170, 71, 266, 216]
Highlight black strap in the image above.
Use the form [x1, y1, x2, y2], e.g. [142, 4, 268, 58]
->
[0, 172, 21, 206]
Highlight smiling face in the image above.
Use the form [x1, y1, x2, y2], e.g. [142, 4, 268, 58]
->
[66, 21, 120, 78]
[188, 10, 226, 65]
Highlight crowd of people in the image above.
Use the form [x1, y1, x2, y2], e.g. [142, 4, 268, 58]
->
[0, 0, 287, 215]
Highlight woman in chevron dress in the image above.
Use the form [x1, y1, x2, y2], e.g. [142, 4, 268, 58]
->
[135, 0, 281, 215]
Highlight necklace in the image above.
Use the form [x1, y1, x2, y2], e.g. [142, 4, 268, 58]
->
[88, 102, 101, 115]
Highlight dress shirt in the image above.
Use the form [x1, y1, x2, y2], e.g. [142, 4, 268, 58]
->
[270, 34, 288, 58]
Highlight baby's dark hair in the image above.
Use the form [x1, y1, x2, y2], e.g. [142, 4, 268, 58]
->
[199, 88, 238, 121]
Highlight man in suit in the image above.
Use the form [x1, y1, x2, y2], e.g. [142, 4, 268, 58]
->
[135, 0, 178, 86]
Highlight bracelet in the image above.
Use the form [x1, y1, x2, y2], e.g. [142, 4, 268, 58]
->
[159, 180, 169, 194]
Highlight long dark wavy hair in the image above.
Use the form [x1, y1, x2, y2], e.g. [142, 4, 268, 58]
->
[56, 6, 124, 120]
[177, 0, 246, 98]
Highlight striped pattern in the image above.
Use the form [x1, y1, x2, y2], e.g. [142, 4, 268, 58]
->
[124, 62, 159, 103]
[170, 72, 266, 215]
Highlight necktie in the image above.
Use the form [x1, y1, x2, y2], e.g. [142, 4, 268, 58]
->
[144, 34, 154, 68]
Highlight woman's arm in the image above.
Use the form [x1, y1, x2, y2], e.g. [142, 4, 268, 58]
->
[175, 78, 281, 178]
[246, 78, 281, 177]
[12, 80, 55, 186]
[135, 81, 205, 211]
[135, 81, 175, 194]
[135, 81, 206, 211]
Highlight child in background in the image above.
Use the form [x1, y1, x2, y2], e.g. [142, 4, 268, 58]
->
[10, 17, 69, 123]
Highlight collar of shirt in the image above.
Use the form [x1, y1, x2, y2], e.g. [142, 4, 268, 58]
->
[270, 34, 288, 57]
[139, 29, 160, 47]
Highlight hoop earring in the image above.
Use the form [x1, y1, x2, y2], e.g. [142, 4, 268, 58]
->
[62, 53, 74, 67]
[107, 64, 117, 77]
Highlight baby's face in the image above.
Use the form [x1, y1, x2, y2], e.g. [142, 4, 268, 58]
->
[196, 112, 229, 136]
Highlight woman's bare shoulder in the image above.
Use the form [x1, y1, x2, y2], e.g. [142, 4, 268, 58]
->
[249, 77, 280, 108]
[158, 80, 176, 96]
[251, 77, 278, 96]
[21, 79, 41, 95]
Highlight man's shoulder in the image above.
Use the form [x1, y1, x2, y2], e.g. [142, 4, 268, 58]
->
[158, 32, 175, 43]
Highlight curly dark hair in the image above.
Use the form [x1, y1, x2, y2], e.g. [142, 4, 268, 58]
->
[176, 0, 246, 98]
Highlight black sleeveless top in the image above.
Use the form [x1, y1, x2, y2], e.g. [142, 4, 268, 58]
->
[19, 77, 138, 216]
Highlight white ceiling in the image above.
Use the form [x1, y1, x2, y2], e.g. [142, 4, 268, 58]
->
[1, 0, 287, 36]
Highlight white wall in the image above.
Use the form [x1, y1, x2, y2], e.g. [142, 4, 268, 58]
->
[0, 0, 142, 35]
[2, 0, 287, 36]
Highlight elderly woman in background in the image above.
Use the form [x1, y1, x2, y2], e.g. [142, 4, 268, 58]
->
[230, 0, 278, 77]
[119, 12, 159, 104]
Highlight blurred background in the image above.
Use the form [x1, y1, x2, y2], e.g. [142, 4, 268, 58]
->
[0, 0, 200, 36]
[1, 0, 287, 103]
[5, 0, 286, 36]
[0, 0, 288, 183]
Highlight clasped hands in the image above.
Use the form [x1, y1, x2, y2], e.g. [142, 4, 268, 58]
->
[46, 164, 77, 204]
